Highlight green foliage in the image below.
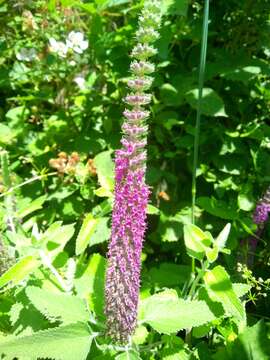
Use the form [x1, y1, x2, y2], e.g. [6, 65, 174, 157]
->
[140, 289, 216, 334]
[0, 322, 93, 360]
[0, 256, 40, 289]
[25, 286, 89, 324]
[213, 321, 270, 360]
[186, 88, 227, 117]
[0, 0, 270, 358]
[204, 266, 245, 323]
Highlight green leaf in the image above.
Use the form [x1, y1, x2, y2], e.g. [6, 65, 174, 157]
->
[161, 0, 188, 16]
[237, 193, 254, 211]
[0, 256, 40, 289]
[160, 335, 188, 360]
[48, 0, 56, 11]
[88, 217, 110, 247]
[94, 186, 113, 197]
[74, 254, 106, 318]
[140, 290, 216, 334]
[204, 266, 245, 322]
[232, 283, 251, 298]
[183, 223, 211, 260]
[42, 222, 75, 259]
[96, 0, 130, 10]
[132, 325, 148, 345]
[147, 204, 160, 215]
[0, 322, 92, 360]
[213, 321, 270, 360]
[76, 214, 99, 255]
[115, 350, 142, 360]
[25, 286, 89, 324]
[205, 244, 219, 263]
[5, 106, 29, 126]
[186, 88, 227, 117]
[17, 195, 47, 218]
[160, 83, 183, 106]
[215, 223, 231, 250]
[197, 197, 238, 220]
[148, 263, 190, 287]
[94, 151, 114, 193]
[0, 124, 16, 145]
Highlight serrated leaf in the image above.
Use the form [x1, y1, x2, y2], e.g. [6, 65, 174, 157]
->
[232, 283, 251, 298]
[0, 256, 40, 289]
[140, 290, 216, 334]
[76, 214, 98, 255]
[0, 322, 92, 360]
[204, 266, 245, 322]
[25, 286, 89, 324]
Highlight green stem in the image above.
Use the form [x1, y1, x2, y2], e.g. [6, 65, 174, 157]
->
[0, 150, 16, 232]
[191, 0, 209, 224]
[187, 1, 210, 347]
[188, 260, 208, 300]
[0, 171, 57, 199]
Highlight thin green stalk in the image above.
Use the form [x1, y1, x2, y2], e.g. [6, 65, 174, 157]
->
[0, 150, 16, 233]
[186, 1, 210, 347]
[191, 0, 210, 224]
[0, 171, 57, 199]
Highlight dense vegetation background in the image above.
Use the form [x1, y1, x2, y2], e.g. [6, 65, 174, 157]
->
[0, 0, 270, 359]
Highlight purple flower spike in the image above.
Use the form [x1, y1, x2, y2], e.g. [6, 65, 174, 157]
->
[105, 0, 162, 344]
[253, 187, 270, 225]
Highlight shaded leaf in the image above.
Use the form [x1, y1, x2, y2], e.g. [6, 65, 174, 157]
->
[186, 88, 227, 117]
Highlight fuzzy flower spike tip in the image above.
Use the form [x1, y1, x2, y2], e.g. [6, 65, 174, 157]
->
[105, 0, 162, 344]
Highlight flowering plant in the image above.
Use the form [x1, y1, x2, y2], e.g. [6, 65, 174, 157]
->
[105, 0, 162, 343]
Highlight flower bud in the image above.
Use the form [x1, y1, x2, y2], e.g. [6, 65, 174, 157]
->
[127, 77, 153, 91]
[131, 44, 157, 60]
[123, 109, 150, 120]
[136, 27, 159, 43]
[125, 94, 151, 106]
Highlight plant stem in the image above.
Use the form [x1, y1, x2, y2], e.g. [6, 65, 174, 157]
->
[188, 260, 208, 300]
[0, 150, 16, 233]
[191, 0, 209, 224]
[0, 172, 57, 199]
[187, 1, 210, 346]
[39, 250, 69, 292]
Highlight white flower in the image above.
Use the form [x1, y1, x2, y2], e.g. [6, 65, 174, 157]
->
[73, 74, 86, 90]
[16, 48, 37, 62]
[49, 38, 68, 58]
[66, 31, 88, 54]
